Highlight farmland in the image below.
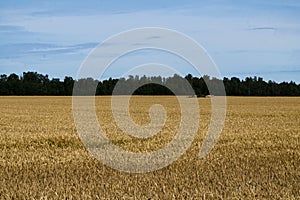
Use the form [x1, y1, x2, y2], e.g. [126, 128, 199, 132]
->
[0, 96, 299, 199]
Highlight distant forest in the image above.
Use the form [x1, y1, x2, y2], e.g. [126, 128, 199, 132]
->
[0, 71, 299, 96]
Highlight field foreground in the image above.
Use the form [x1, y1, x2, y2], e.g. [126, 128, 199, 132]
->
[0, 96, 299, 199]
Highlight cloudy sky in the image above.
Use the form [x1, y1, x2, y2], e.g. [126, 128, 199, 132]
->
[0, 0, 299, 82]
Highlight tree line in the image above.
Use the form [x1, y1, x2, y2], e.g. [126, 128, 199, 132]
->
[0, 71, 299, 96]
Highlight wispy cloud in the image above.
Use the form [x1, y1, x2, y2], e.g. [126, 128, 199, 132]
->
[146, 36, 162, 40]
[27, 43, 98, 54]
[248, 27, 277, 31]
[0, 42, 98, 59]
[0, 25, 26, 32]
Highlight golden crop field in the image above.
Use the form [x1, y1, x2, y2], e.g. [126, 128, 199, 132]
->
[0, 96, 299, 199]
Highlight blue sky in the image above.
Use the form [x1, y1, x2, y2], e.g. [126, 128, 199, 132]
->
[0, 0, 299, 82]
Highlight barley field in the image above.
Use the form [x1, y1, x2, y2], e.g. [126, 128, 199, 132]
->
[0, 96, 299, 199]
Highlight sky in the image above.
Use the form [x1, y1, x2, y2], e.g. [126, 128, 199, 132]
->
[0, 0, 300, 82]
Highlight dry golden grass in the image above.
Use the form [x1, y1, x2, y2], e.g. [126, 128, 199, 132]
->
[0, 96, 299, 199]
